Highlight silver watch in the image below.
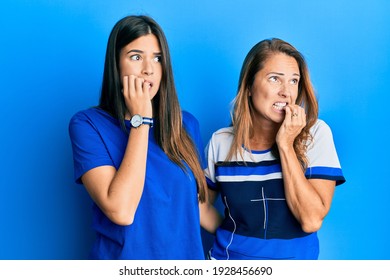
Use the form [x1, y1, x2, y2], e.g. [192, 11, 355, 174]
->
[130, 114, 153, 128]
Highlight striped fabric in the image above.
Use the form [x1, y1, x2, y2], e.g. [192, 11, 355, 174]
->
[205, 120, 345, 260]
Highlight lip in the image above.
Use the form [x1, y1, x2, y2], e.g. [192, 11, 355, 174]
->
[144, 80, 153, 88]
[272, 102, 288, 111]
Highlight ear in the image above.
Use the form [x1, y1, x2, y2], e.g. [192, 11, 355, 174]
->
[248, 87, 252, 97]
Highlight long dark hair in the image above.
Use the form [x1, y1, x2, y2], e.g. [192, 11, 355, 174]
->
[98, 15, 207, 201]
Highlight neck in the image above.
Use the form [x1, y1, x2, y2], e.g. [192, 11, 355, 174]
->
[249, 121, 279, 150]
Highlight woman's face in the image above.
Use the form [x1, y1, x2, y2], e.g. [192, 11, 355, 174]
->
[119, 34, 163, 99]
[250, 52, 300, 124]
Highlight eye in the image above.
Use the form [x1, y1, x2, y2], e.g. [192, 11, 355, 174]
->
[290, 78, 299, 85]
[130, 54, 141, 61]
[153, 55, 162, 63]
[269, 76, 278, 82]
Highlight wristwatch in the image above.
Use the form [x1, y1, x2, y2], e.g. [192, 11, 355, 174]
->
[130, 114, 153, 128]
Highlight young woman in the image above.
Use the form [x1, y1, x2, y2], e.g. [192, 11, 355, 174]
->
[205, 38, 345, 260]
[69, 15, 220, 260]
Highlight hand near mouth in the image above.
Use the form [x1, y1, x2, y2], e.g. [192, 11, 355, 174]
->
[276, 105, 306, 149]
[123, 75, 153, 119]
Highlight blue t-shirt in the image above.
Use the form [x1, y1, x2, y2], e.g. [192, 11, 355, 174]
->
[69, 107, 205, 260]
[205, 120, 345, 260]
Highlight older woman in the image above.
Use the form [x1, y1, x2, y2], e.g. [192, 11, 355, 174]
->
[205, 38, 345, 260]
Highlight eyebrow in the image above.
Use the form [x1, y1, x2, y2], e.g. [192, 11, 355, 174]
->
[268, 71, 300, 77]
[127, 49, 162, 55]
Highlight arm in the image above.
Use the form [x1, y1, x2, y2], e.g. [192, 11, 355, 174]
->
[278, 148, 335, 233]
[199, 189, 223, 234]
[82, 75, 153, 226]
[277, 106, 335, 233]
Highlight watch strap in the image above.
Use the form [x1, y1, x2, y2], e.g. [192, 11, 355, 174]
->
[142, 117, 153, 127]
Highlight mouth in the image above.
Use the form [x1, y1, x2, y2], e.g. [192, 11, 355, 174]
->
[273, 102, 287, 111]
[145, 80, 153, 89]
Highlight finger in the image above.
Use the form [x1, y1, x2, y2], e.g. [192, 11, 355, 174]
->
[129, 75, 136, 96]
[291, 106, 306, 129]
[293, 106, 303, 119]
[289, 105, 300, 120]
[123, 76, 129, 96]
[284, 106, 293, 121]
[142, 81, 151, 98]
[299, 108, 306, 125]
[134, 76, 144, 95]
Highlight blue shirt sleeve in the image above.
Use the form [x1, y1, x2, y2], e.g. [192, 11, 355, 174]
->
[68, 109, 114, 184]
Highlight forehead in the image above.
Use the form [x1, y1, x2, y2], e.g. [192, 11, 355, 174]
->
[122, 34, 161, 52]
[262, 52, 299, 74]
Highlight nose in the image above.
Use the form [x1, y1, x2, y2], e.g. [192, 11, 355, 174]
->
[142, 60, 154, 76]
[278, 83, 290, 98]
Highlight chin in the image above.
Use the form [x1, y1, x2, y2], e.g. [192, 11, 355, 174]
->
[273, 114, 285, 124]
[150, 91, 158, 100]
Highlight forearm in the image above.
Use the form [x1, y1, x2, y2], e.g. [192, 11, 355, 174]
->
[107, 125, 149, 224]
[278, 145, 329, 232]
[82, 125, 150, 226]
[199, 201, 223, 234]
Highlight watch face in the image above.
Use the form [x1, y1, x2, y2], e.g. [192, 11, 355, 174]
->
[130, 114, 143, 128]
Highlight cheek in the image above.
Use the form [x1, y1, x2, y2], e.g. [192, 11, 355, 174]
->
[154, 67, 163, 85]
[156, 64, 163, 77]
[291, 88, 299, 103]
[118, 56, 126, 75]
[250, 91, 267, 110]
[251, 84, 272, 101]
[119, 60, 139, 77]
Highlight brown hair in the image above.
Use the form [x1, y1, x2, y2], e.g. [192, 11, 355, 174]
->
[227, 38, 318, 169]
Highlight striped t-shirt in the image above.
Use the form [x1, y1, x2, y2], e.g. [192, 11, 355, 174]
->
[205, 119, 345, 260]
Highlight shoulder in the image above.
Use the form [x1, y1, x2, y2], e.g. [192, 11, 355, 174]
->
[212, 127, 234, 139]
[70, 107, 111, 120]
[306, 119, 337, 151]
[182, 110, 199, 126]
[69, 107, 114, 127]
[310, 119, 331, 133]
[209, 126, 234, 146]
[205, 127, 234, 162]
[309, 119, 333, 139]
[70, 107, 99, 122]
[68, 107, 119, 139]
[214, 126, 233, 134]
[182, 110, 201, 136]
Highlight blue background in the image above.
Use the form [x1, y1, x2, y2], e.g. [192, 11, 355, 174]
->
[1, 0, 389, 260]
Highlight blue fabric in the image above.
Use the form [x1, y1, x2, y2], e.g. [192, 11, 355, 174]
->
[215, 160, 282, 176]
[305, 166, 345, 185]
[69, 107, 205, 259]
[204, 120, 346, 260]
[217, 178, 311, 240]
[211, 228, 319, 260]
